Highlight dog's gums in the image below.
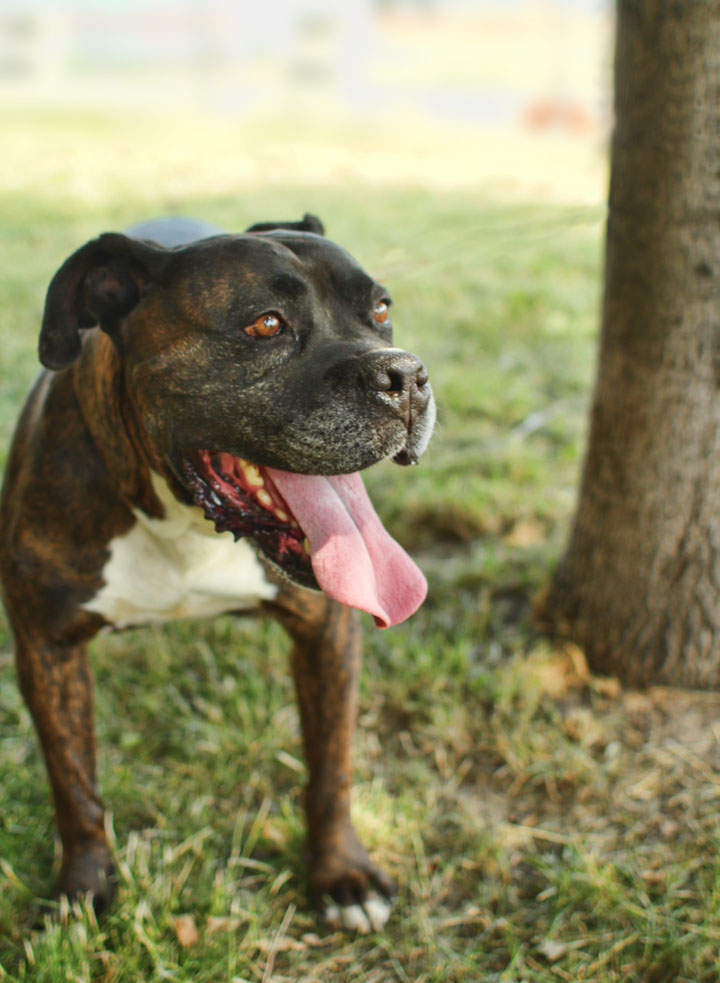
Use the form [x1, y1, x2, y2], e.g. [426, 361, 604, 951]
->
[185, 450, 316, 587]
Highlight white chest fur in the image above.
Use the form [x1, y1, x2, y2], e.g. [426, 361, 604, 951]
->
[84, 474, 278, 629]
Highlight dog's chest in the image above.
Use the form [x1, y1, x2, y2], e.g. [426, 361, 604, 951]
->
[84, 475, 278, 628]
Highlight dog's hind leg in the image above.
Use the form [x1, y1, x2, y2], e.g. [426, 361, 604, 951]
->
[268, 588, 396, 933]
[14, 630, 115, 911]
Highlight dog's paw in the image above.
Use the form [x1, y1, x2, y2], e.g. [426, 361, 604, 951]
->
[53, 844, 116, 916]
[309, 831, 396, 934]
[323, 890, 393, 934]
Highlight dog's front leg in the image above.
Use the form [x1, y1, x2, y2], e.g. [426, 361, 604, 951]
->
[269, 589, 395, 933]
[13, 630, 115, 911]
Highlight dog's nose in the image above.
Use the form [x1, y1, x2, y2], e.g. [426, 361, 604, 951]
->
[360, 349, 431, 425]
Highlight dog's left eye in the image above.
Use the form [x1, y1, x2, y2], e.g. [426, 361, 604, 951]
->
[373, 301, 390, 325]
[245, 313, 284, 338]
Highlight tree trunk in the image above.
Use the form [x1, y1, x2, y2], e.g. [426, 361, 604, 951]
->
[546, 0, 720, 688]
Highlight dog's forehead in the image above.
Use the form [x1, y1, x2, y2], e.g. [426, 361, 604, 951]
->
[165, 232, 376, 294]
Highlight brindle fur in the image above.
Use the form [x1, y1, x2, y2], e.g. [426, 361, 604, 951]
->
[0, 215, 433, 924]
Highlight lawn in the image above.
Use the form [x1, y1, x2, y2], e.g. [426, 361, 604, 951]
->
[2, 109, 720, 983]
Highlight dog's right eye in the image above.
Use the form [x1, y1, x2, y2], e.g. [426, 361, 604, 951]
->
[245, 313, 284, 338]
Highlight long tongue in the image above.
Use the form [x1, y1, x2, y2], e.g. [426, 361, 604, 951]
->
[265, 468, 427, 628]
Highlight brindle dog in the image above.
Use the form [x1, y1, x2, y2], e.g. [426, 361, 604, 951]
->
[0, 214, 435, 933]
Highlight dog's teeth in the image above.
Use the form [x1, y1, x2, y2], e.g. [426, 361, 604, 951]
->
[275, 508, 289, 522]
[303, 538, 311, 556]
[243, 464, 264, 488]
[290, 519, 300, 530]
[256, 489, 273, 508]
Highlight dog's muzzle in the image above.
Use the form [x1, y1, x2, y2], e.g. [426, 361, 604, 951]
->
[361, 349, 430, 423]
[358, 349, 432, 466]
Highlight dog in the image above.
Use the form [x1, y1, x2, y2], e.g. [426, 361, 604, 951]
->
[0, 214, 435, 934]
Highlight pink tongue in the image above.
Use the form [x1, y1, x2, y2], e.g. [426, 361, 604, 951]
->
[265, 468, 427, 628]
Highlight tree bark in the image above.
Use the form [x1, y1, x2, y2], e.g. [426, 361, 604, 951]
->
[546, 0, 720, 688]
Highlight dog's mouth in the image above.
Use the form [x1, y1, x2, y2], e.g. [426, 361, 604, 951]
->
[184, 449, 427, 627]
[185, 450, 314, 586]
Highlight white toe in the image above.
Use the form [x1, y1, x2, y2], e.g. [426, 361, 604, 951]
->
[322, 893, 393, 934]
[340, 903, 372, 934]
[363, 893, 392, 931]
[323, 902, 342, 929]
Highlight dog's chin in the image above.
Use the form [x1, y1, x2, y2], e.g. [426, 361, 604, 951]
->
[389, 429, 432, 467]
[183, 450, 319, 590]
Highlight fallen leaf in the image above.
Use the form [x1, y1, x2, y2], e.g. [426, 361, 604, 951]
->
[505, 518, 544, 547]
[173, 914, 199, 948]
[538, 938, 568, 962]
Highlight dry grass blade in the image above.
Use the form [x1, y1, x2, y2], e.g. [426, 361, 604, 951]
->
[261, 904, 296, 983]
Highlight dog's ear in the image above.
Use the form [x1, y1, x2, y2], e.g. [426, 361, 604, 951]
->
[39, 233, 172, 371]
[245, 213, 325, 236]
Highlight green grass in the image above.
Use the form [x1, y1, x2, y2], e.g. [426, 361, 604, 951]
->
[3, 109, 720, 982]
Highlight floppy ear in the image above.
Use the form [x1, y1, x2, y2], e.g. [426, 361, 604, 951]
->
[245, 213, 325, 236]
[39, 233, 172, 371]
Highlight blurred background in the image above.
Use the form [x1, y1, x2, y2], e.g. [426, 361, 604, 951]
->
[0, 0, 611, 200]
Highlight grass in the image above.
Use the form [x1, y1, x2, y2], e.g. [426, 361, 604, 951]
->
[2, 108, 720, 982]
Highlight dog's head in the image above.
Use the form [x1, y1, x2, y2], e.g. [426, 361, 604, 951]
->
[39, 216, 435, 622]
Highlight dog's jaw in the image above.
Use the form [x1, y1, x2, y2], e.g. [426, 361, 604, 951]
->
[183, 449, 428, 628]
[185, 450, 316, 588]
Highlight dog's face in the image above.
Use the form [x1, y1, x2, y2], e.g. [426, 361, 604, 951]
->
[125, 231, 434, 475]
[39, 220, 435, 590]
